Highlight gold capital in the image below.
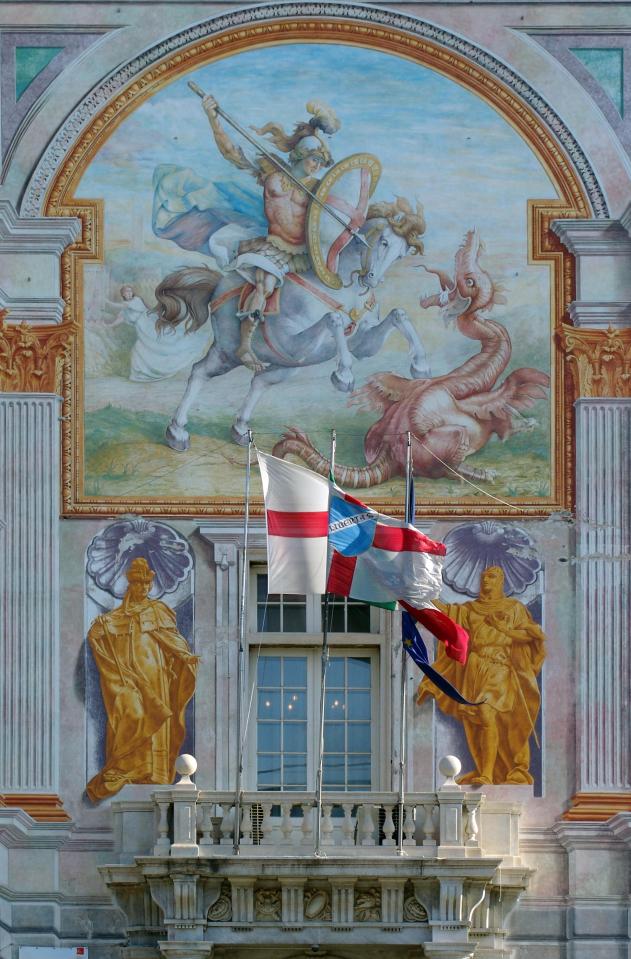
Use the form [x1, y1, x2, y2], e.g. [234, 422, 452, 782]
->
[0, 313, 74, 394]
[559, 323, 631, 399]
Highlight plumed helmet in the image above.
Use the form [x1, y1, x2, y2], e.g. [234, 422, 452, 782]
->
[290, 132, 333, 167]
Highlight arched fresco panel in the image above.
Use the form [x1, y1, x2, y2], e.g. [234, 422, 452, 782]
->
[45, 17, 589, 515]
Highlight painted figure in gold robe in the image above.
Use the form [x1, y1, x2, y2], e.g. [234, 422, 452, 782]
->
[417, 566, 546, 785]
[86, 557, 198, 802]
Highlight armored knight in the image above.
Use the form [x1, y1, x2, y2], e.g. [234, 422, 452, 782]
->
[202, 95, 340, 370]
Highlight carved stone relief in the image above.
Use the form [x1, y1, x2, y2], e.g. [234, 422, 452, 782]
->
[254, 888, 282, 921]
[304, 887, 332, 921]
[354, 887, 381, 921]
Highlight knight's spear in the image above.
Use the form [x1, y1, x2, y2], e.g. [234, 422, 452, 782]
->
[188, 81, 369, 248]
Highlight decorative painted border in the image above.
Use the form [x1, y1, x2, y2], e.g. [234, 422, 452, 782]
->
[31, 13, 589, 516]
[21, 1, 607, 218]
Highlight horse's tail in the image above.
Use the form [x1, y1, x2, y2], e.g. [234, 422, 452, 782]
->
[154, 265, 222, 335]
[272, 427, 394, 488]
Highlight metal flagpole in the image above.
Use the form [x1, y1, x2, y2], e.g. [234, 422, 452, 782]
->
[233, 430, 253, 855]
[397, 431, 413, 855]
[314, 429, 336, 857]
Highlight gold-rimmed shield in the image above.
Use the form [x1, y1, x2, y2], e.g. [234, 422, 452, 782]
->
[306, 153, 382, 290]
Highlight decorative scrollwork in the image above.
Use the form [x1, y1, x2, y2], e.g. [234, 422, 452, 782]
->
[208, 882, 232, 921]
[403, 895, 429, 922]
[0, 312, 74, 394]
[304, 887, 332, 921]
[559, 324, 631, 398]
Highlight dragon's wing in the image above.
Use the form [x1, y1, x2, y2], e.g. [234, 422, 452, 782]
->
[458, 368, 549, 436]
[349, 373, 421, 413]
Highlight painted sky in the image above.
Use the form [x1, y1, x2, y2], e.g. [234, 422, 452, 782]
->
[80, 42, 557, 266]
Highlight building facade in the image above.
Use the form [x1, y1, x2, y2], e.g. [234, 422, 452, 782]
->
[0, 1, 630, 957]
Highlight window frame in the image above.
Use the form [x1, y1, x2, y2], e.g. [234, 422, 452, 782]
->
[246, 645, 384, 792]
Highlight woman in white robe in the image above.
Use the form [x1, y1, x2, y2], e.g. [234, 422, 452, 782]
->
[108, 285, 213, 381]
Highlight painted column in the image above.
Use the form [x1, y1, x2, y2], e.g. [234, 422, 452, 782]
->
[0, 393, 68, 818]
[558, 326, 631, 819]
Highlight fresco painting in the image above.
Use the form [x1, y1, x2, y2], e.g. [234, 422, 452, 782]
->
[79, 42, 557, 507]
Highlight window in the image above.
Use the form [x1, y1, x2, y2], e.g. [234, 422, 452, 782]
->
[253, 568, 377, 634]
[256, 573, 306, 632]
[248, 565, 385, 793]
[253, 649, 379, 792]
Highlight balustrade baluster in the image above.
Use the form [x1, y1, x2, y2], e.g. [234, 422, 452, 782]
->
[260, 802, 274, 845]
[403, 803, 416, 846]
[154, 799, 171, 856]
[241, 800, 254, 845]
[198, 801, 214, 854]
[220, 803, 234, 845]
[423, 801, 438, 847]
[321, 803, 335, 846]
[382, 804, 396, 846]
[341, 803, 355, 846]
[359, 803, 377, 846]
[280, 802, 292, 843]
[301, 803, 313, 847]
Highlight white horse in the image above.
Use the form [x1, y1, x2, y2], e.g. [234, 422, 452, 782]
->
[156, 199, 429, 449]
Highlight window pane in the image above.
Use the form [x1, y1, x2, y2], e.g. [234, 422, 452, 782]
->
[284, 722, 307, 753]
[258, 657, 281, 686]
[324, 722, 345, 753]
[325, 691, 346, 718]
[258, 754, 281, 787]
[323, 755, 345, 786]
[323, 604, 346, 632]
[283, 757, 307, 788]
[259, 604, 280, 631]
[258, 722, 281, 753]
[348, 657, 371, 688]
[257, 574, 268, 601]
[348, 723, 371, 753]
[327, 658, 345, 687]
[283, 594, 306, 603]
[283, 657, 307, 687]
[347, 755, 371, 787]
[284, 690, 306, 720]
[283, 604, 306, 632]
[347, 690, 370, 720]
[258, 690, 280, 719]
[347, 603, 371, 632]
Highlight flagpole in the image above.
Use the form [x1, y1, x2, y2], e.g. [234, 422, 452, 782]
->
[233, 430, 253, 855]
[314, 428, 336, 857]
[397, 431, 413, 855]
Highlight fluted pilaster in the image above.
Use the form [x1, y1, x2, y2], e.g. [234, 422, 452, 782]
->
[566, 399, 631, 817]
[0, 394, 62, 800]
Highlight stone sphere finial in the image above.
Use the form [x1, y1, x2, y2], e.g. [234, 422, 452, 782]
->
[175, 754, 197, 784]
[438, 754, 462, 788]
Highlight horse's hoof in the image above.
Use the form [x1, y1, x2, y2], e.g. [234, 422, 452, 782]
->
[231, 425, 250, 447]
[331, 370, 355, 393]
[410, 364, 431, 379]
[165, 424, 190, 452]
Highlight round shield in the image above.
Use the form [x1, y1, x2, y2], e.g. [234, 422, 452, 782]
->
[306, 153, 382, 290]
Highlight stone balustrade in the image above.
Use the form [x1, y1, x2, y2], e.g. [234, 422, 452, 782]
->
[101, 756, 531, 959]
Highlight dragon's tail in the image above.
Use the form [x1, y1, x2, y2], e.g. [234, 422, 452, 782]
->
[272, 427, 394, 488]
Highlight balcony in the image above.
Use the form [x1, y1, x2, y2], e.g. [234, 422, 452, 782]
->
[101, 756, 531, 959]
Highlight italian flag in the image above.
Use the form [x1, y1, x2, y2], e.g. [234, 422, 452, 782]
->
[257, 452, 468, 663]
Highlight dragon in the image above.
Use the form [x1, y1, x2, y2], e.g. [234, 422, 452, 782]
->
[272, 229, 550, 487]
